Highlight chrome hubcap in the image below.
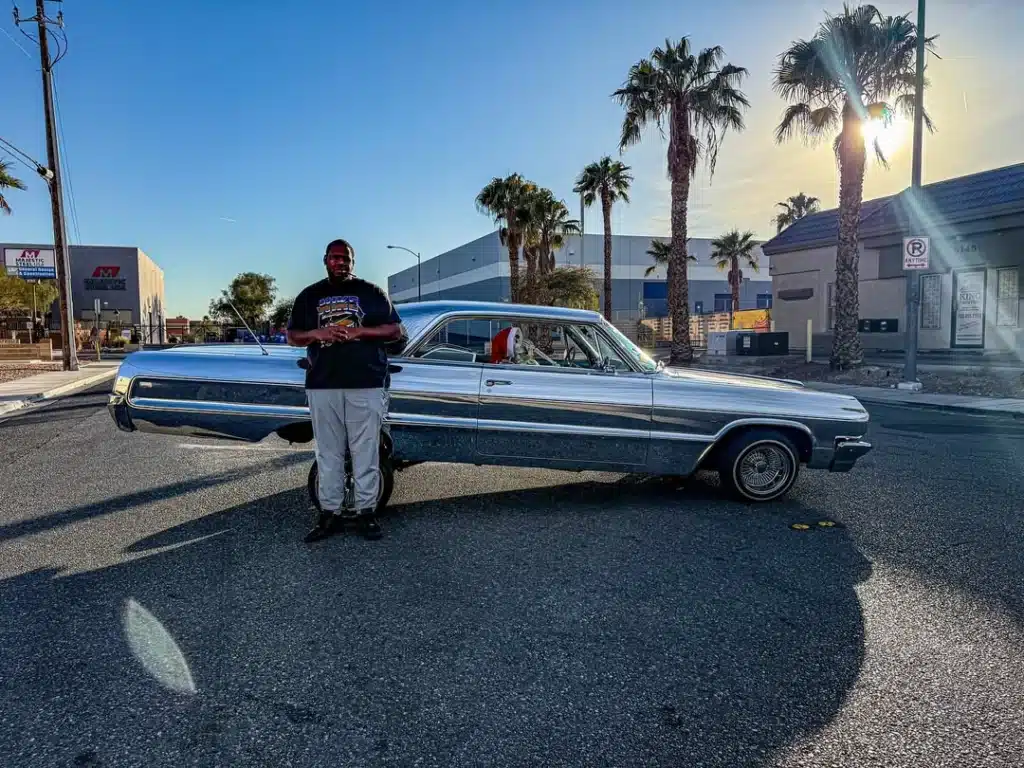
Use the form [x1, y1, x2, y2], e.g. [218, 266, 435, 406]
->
[737, 443, 792, 496]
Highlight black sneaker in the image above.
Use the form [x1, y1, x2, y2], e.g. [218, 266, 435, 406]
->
[356, 511, 382, 540]
[304, 511, 340, 543]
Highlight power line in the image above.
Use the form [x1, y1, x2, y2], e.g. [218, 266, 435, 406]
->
[51, 67, 80, 244]
[1, 22, 32, 57]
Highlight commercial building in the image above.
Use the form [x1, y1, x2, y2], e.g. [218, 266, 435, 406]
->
[387, 232, 773, 319]
[762, 162, 1024, 355]
[1, 242, 167, 343]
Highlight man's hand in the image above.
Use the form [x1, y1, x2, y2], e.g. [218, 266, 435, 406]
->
[318, 325, 357, 343]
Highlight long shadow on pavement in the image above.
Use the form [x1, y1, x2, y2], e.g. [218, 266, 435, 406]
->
[0, 476, 871, 768]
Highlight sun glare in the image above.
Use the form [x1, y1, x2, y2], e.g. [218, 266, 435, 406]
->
[862, 115, 907, 160]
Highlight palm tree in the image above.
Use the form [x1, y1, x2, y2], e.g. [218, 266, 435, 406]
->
[476, 173, 537, 303]
[573, 157, 632, 321]
[644, 238, 695, 277]
[709, 230, 759, 312]
[614, 38, 749, 364]
[772, 192, 821, 233]
[773, 3, 936, 369]
[529, 188, 580, 277]
[0, 159, 27, 215]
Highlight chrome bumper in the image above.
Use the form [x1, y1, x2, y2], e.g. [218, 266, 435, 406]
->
[808, 436, 872, 472]
[108, 394, 135, 433]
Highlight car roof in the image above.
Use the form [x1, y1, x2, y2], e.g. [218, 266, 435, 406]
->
[393, 299, 603, 323]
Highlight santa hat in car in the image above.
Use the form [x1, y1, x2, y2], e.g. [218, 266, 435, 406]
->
[490, 327, 520, 364]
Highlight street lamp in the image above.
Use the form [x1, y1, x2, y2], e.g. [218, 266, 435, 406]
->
[387, 244, 421, 301]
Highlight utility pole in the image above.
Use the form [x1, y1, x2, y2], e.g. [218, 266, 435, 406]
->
[904, 0, 926, 385]
[18, 0, 77, 370]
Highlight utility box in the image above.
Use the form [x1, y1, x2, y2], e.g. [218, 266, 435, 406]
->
[734, 331, 789, 356]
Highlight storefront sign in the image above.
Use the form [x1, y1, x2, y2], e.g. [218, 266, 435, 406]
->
[84, 265, 126, 291]
[952, 269, 985, 348]
[4, 248, 56, 279]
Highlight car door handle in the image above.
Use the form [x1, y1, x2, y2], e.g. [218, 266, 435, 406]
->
[485, 379, 513, 386]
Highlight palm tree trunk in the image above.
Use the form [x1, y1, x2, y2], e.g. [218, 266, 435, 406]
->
[524, 247, 538, 302]
[507, 236, 520, 303]
[601, 189, 613, 321]
[730, 257, 740, 313]
[667, 105, 693, 364]
[833, 109, 866, 369]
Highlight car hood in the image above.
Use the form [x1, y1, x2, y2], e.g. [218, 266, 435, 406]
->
[656, 365, 806, 391]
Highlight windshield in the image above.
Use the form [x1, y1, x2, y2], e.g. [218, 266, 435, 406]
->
[600, 319, 660, 373]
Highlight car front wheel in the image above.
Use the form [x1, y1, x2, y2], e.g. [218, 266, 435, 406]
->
[717, 429, 800, 503]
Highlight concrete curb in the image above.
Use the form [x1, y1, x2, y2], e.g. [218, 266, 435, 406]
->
[847, 395, 1024, 419]
[0, 368, 117, 419]
[804, 384, 1024, 419]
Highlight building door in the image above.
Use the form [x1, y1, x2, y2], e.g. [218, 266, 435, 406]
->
[951, 268, 986, 348]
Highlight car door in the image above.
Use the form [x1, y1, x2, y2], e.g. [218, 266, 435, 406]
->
[475, 319, 652, 471]
[385, 316, 493, 463]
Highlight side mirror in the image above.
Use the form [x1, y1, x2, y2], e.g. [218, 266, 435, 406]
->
[601, 357, 618, 374]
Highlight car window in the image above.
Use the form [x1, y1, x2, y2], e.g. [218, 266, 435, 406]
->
[413, 317, 512, 363]
[571, 324, 630, 370]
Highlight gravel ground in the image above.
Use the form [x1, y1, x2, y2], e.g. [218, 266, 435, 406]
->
[0, 362, 62, 384]
[1, 386, 1022, 767]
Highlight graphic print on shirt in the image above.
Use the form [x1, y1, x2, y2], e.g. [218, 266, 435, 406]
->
[317, 295, 365, 346]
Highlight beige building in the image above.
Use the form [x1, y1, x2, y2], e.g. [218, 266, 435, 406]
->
[762, 163, 1024, 356]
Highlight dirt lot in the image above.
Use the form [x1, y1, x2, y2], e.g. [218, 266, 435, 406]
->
[694, 355, 1024, 398]
[0, 363, 62, 385]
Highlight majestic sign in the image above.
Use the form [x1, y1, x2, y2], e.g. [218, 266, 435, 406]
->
[84, 265, 127, 291]
[4, 248, 56, 279]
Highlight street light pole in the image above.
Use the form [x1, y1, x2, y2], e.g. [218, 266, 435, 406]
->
[905, 0, 926, 384]
[386, 245, 422, 301]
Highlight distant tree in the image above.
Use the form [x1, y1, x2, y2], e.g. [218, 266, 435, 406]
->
[0, 275, 58, 313]
[771, 192, 821, 233]
[209, 272, 277, 331]
[191, 315, 218, 343]
[0, 159, 27, 216]
[534, 266, 600, 311]
[574, 156, 633, 320]
[709, 229, 759, 312]
[476, 173, 537, 302]
[644, 239, 696, 277]
[269, 298, 293, 330]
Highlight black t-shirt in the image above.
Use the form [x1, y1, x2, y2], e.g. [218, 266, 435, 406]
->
[287, 276, 402, 390]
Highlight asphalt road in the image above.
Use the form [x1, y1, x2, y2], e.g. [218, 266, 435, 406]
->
[1, 385, 1022, 767]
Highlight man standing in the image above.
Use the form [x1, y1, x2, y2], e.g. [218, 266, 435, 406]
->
[287, 238, 403, 542]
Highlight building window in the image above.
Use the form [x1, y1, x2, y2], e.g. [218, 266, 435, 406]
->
[713, 294, 732, 312]
[920, 273, 942, 330]
[756, 293, 773, 309]
[996, 267, 1019, 327]
[826, 282, 835, 330]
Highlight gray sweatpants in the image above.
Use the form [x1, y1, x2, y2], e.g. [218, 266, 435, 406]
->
[306, 388, 388, 513]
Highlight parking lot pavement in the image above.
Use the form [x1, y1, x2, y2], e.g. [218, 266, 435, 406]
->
[1, 386, 1023, 767]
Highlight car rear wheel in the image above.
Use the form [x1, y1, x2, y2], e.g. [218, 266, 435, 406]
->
[307, 450, 394, 516]
[717, 429, 800, 503]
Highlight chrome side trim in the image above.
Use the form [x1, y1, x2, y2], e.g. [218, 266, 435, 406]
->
[128, 397, 309, 419]
[477, 419, 654, 441]
[388, 413, 477, 430]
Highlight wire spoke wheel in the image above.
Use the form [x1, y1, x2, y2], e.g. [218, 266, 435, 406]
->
[736, 442, 793, 497]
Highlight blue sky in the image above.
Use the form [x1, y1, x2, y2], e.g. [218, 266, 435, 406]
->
[1, 0, 1021, 318]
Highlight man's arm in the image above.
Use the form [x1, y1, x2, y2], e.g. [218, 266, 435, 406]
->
[285, 290, 326, 347]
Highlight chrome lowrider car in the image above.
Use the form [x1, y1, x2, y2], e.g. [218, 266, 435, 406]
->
[107, 300, 871, 507]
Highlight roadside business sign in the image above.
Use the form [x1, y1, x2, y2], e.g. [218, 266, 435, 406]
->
[903, 236, 930, 270]
[4, 247, 56, 279]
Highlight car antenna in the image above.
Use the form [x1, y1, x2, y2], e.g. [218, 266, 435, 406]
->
[225, 296, 270, 356]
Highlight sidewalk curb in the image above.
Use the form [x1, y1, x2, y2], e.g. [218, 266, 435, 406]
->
[805, 385, 1024, 419]
[0, 368, 116, 419]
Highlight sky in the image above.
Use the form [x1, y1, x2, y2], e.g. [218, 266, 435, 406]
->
[1, 0, 1022, 318]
